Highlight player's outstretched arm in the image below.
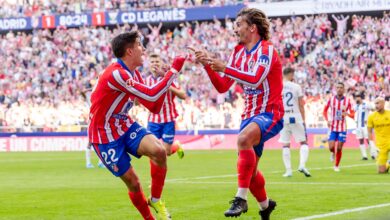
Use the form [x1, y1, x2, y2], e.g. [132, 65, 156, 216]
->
[213, 45, 275, 88]
[109, 56, 186, 113]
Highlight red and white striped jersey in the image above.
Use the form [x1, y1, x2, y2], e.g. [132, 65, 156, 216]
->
[145, 75, 179, 123]
[204, 40, 284, 121]
[88, 61, 176, 144]
[323, 96, 353, 132]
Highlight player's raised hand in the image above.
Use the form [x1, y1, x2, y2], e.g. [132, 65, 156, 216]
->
[171, 56, 187, 73]
[209, 58, 226, 72]
[187, 46, 210, 66]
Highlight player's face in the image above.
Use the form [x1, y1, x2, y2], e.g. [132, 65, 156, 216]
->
[149, 57, 162, 76]
[289, 72, 295, 81]
[234, 16, 251, 44]
[336, 84, 344, 96]
[128, 37, 145, 66]
[374, 100, 384, 112]
[355, 96, 362, 103]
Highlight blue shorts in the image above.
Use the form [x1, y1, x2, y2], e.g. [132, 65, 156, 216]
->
[92, 122, 151, 177]
[240, 112, 283, 157]
[328, 131, 347, 143]
[147, 121, 175, 144]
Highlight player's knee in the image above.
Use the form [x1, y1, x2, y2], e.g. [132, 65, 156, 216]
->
[237, 134, 253, 149]
[152, 146, 167, 165]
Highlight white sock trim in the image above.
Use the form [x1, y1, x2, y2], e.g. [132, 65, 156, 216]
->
[235, 188, 249, 200]
[259, 198, 269, 210]
[299, 144, 309, 169]
[282, 147, 292, 172]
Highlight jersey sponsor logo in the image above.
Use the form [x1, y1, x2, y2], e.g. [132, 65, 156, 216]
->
[258, 55, 270, 67]
[112, 114, 128, 120]
[162, 134, 174, 138]
[244, 85, 263, 95]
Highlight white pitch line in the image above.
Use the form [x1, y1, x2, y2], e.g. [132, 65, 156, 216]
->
[269, 163, 375, 174]
[292, 203, 390, 220]
[168, 181, 390, 186]
[167, 174, 237, 182]
[0, 158, 79, 163]
[166, 163, 375, 182]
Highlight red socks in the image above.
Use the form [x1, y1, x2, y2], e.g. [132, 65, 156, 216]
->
[150, 160, 167, 199]
[171, 143, 179, 154]
[335, 148, 343, 166]
[128, 191, 155, 220]
[249, 170, 267, 202]
[237, 149, 256, 188]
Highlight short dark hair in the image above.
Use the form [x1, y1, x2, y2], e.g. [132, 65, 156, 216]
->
[111, 31, 139, 58]
[237, 8, 270, 41]
[354, 92, 364, 99]
[336, 81, 345, 87]
[283, 67, 294, 76]
[149, 53, 160, 59]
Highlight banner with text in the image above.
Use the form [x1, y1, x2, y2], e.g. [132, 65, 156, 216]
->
[0, 4, 244, 31]
[0, 130, 360, 152]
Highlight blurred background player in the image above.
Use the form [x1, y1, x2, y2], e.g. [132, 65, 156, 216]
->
[353, 92, 377, 160]
[80, 87, 104, 169]
[146, 53, 186, 159]
[88, 31, 186, 220]
[279, 67, 310, 177]
[367, 97, 390, 174]
[323, 82, 354, 172]
[190, 7, 284, 220]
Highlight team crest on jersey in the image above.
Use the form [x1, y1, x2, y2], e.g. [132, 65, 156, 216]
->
[248, 60, 255, 71]
[111, 164, 119, 172]
[258, 55, 270, 67]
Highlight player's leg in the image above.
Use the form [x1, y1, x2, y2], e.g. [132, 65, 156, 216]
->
[85, 143, 94, 168]
[249, 157, 277, 220]
[224, 122, 259, 217]
[225, 113, 282, 218]
[365, 127, 377, 160]
[298, 141, 311, 177]
[293, 123, 311, 177]
[282, 144, 292, 177]
[377, 147, 389, 174]
[359, 138, 368, 160]
[328, 131, 336, 162]
[121, 167, 155, 220]
[136, 134, 171, 219]
[92, 139, 155, 220]
[279, 125, 292, 177]
[356, 128, 368, 160]
[334, 132, 346, 172]
[162, 122, 184, 158]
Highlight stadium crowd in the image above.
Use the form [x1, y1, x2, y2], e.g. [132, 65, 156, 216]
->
[0, 11, 389, 132]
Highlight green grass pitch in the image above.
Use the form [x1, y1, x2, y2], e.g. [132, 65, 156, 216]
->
[0, 149, 389, 220]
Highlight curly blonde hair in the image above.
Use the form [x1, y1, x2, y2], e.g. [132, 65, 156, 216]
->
[237, 8, 270, 41]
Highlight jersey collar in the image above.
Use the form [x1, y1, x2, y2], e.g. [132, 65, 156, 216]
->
[117, 59, 134, 76]
[245, 39, 262, 55]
